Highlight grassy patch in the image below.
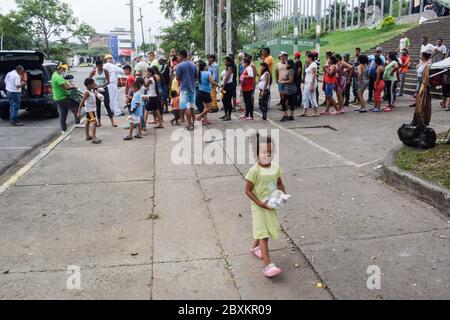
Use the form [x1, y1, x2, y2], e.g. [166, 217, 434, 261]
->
[245, 24, 414, 74]
[396, 136, 450, 189]
[317, 24, 414, 61]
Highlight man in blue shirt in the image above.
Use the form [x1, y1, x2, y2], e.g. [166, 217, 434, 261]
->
[207, 54, 219, 113]
[176, 49, 197, 131]
[367, 47, 386, 102]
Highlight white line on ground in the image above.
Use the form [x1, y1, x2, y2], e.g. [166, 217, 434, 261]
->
[0, 147, 33, 150]
[253, 111, 359, 167]
[0, 121, 85, 196]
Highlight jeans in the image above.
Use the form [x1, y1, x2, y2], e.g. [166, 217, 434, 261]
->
[368, 76, 375, 101]
[56, 98, 79, 132]
[352, 76, 358, 101]
[399, 73, 407, 95]
[6, 91, 21, 124]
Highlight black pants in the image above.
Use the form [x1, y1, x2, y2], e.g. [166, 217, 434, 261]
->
[56, 98, 80, 132]
[243, 90, 254, 118]
[223, 83, 234, 117]
[344, 82, 351, 105]
[295, 82, 303, 108]
[96, 89, 113, 121]
[259, 89, 270, 117]
[385, 80, 397, 107]
[368, 76, 375, 101]
[282, 93, 296, 112]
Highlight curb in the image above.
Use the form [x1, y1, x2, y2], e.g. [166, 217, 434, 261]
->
[384, 145, 450, 217]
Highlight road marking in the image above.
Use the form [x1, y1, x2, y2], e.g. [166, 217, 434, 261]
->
[0, 121, 85, 196]
[0, 147, 33, 150]
[253, 111, 359, 167]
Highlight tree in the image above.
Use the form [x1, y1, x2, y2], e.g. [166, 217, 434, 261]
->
[159, 20, 203, 54]
[15, 0, 95, 54]
[0, 12, 33, 50]
[160, 0, 278, 53]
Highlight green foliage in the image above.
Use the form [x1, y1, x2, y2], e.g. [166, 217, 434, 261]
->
[159, 0, 278, 53]
[0, 12, 33, 50]
[15, 0, 95, 54]
[159, 20, 202, 55]
[380, 15, 396, 30]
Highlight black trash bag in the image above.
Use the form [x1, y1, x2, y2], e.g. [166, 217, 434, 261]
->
[398, 124, 437, 149]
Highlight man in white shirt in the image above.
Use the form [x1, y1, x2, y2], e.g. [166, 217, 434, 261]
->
[433, 38, 447, 63]
[134, 55, 148, 77]
[104, 55, 125, 117]
[5, 65, 25, 126]
[421, 36, 435, 55]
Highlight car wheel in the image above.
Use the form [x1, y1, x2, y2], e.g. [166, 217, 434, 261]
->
[0, 107, 10, 120]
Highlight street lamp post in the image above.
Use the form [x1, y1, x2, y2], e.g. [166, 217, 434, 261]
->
[315, 0, 322, 54]
[129, 0, 136, 51]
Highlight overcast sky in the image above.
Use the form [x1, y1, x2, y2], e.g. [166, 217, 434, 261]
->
[0, 0, 172, 42]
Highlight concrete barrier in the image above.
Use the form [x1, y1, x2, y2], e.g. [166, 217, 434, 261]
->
[384, 145, 450, 216]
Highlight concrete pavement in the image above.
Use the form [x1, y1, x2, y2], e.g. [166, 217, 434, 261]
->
[0, 88, 449, 299]
[0, 67, 90, 179]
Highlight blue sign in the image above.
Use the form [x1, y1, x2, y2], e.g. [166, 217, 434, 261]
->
[108, 35, 119, 62]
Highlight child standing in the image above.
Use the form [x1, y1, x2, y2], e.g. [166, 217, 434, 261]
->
[123, 65, 136, 108]
[77, 78, 102, 144]
[245, 135, 286, 278]
[124, 82, 144, 141]
[170, 90, 181, 126]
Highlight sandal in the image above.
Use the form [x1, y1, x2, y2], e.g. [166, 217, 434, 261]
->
[251, 247, 263, 260]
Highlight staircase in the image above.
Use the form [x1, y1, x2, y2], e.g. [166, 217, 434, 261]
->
[365, 15, 450, 99]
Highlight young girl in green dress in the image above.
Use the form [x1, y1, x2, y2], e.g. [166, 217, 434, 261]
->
[245, 135, 287, 278]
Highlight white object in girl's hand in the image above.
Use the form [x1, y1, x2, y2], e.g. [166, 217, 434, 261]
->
[96, 93, 104, 102]
[98, 87, 105, 93]
[265, 190, 291, 210]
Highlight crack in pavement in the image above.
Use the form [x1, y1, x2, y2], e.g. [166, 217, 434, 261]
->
[191, 164, 243, 300]
[298, 226, 450, 248]
[1, 249, 292, 276]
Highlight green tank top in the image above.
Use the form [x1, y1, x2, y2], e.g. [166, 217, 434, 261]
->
[384, 61, 398, 82]
[94, 68, 107, 87]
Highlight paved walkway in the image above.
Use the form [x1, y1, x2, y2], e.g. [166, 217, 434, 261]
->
[0, 89, 449, 299]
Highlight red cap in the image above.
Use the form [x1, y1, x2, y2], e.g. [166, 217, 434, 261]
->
[294, 51, 302, 58]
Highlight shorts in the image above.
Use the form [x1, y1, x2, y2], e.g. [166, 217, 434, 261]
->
[358, 81, 368, 95]
[145, 97, 160, 111]
[86, 111, 97, 123]
[180, 90, 196, 110]
[325, 83, 336, 98]
[278, 82, 284, 94]
[198, 90, 212, 104]
[128, 114, 141, 124]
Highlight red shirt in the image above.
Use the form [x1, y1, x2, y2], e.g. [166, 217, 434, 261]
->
[125, 75, 136, 96]
[241, 69, 255, 92]
[324, 66, 337, 84]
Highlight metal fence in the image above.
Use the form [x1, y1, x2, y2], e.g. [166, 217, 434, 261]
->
[256, 0, 447, 42]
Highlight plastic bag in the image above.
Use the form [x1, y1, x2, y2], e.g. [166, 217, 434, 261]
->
[264, 190, 291, 210]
